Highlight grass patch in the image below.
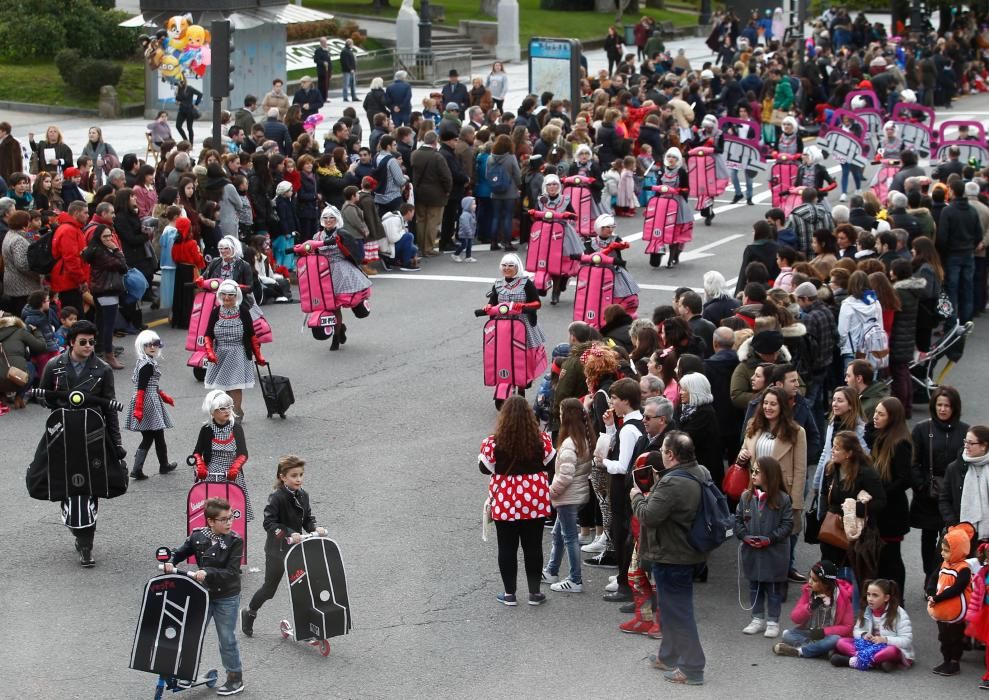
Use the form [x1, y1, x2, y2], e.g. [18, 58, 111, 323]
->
[303, 0, 697, 44]
[287, 37, 389, 80]
[0, 60, 145, 109]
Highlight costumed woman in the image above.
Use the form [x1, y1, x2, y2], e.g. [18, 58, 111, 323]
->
[586, 214, 640, 317]
[651, 147, 693, 268]
[193, 389, 253, 521]
[567, 144, 604, 209]
[537, 174, 583, 305]
[124, 329, 177, 479]
[776, 116, 804, 156]
[313, 205, 373, 351]
[794, 145, 835, 205]
[203, 279, 267, 419]
[689, 114, 730, 225]
[485, 252, 548, 390]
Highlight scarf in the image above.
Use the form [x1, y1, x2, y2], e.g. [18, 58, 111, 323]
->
[961, 451, 989, 539]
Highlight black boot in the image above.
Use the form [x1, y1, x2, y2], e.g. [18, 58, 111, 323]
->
[160, 459, 177, 474]
[216, 671, 244, 696]
[75, 539, 95, 567]
[338, 323, 347, 345]
[241, 608, 256, 637]
[330, 332, 340, 351]
[130, 448, 149, 480]
[671, 244, 682, 266]
[703, 207, 714, 226]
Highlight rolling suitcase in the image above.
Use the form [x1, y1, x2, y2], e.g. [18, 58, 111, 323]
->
[257, 364, 294, 419]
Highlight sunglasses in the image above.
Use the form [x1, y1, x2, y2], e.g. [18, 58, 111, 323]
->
[146, 340, 163, 348]
[75, 338, 97, 346]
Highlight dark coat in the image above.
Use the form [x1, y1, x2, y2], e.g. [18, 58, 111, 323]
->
[81, 244, 128, 297]
[113, 209, 151, 271]
[676, 403, 723, 483]
[822, 461, 886, 531]
[297, 171, 320, 219]
[262, 486, 317, 554]
[362, 88, 388, 124]
[385, 80, 413, 122]
[169, 529, 243, 599]
[864, 424, 913, 538]
[205, 256, 253, 287]
[937, 198, 982, 258]
[410, 146, 453, 207]
[440, 142, 469, 196]
[702, 295, 740, 325]
[0, 316, 45, 384]
[441, 81, 470, 114]
[293, 87, 324, 119]
[887, 208, 921, 242]
[0, 134, 23, 182]
[890, 278, 924, 362]
[600, 313, 634, 352]
[849, 207, 878, 231]
[39, 348, 122, 452]
[263, 118, 291, 157]
[735, 490, 793, 582]
[735, 239, 779, 294]
[910, 417, 967, 529]
[275, 195, 300, 239]
[594, 122, 626, 168]
[939, 456, 970, 528]
[705, 349, 741, 450]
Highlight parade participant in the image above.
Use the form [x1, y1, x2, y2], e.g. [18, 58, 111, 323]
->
[837, 113, 865, 202]
[586, 214, 640, 315]
[479, 395, 556, 606]
[163, 497, 246, 696]
[241, 455, 327, 637]
[193, 390, 253, 522]
[38, 320, 125, 567]
[689, 114, 730, 225]
[485, 252, 548, 383]
[203, 280, 266, 419]
[654, 148, 692, 268]
[206, 236, 254, 289]
[536, 174, 583, 305]
[831, 579, 914, 671]
[313, 205, 373, 352]
[776, 116, 803, 156]
[877, 121, 905, 160]
[124, 329, 177, 479]
[567, 144, 604, 204]
[793, 146, 834, 203]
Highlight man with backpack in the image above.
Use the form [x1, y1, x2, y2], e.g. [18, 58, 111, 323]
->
[594, 377, 649, 603]
[632, 430, 725, 686]
[372, 135, 408, 217]
[49, 201, 92, 317]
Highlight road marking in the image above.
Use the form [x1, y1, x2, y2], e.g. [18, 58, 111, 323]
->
[148, 318, 169, 328]
[375, 273, 698, 293]
[680, 234, 744, 261]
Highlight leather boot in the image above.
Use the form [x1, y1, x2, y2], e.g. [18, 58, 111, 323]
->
[241, 608, 256, 637]
[361, 264, 378, 276]
[104, 352, 124, 370]
[130, 447, 149, 480]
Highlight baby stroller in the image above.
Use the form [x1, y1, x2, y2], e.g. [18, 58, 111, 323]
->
[894, 319, 974, 402]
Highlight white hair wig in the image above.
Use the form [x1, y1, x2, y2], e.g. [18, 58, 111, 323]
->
[202, 389, 235, 419]
[541, 173, 561, 195]
[217, 235, 243, 258]
[594, 213, 615, 233]
[499, 252, 526, 276]
[215, 279, 243, 307]
[134, 329, 162, 360]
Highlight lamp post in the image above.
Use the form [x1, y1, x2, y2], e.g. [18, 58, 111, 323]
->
[699, 0, 711, 26]
[419, 0, 433, 59]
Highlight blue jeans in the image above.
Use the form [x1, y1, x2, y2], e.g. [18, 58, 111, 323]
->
[207, 594, 242, 673]
[342, 71, 357, 100]
[750, 580, 784, 621]
[546, 504, 582, 584]
[491, 197, 516, 246]
[731, 169, 753, 200]
[653, 562, 706, 680]
[839, 163, 862, 194]
[945, 254, 975, 323]
[393, 232, 418, 266]
[782, 628, 840, 658]
[453, 238, 474, 258]
[475, 196, 493, 242]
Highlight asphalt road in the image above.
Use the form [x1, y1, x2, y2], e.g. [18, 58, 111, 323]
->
[6, 103, 989, 698]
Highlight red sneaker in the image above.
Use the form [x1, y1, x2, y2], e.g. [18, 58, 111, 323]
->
[647, 621, 663, 639]
[619, 616, 654, 635]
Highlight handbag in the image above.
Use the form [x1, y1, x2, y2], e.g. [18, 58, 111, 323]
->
[722, 462, 749, 502]
[817, 483, 849, 550]
[0, 345, 29, 387]
[804, 494, 822, 544]
[363, 240, 380, 263]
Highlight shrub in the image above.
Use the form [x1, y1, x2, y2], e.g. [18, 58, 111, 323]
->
[0, 0, 138, 62]
[55, 49, 82, 83]
[71, 59, 124, 93]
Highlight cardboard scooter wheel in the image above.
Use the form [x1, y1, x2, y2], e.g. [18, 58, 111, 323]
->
[192, 366, 206, 382]
[280, 619, 291, 639]
[319, 640, 331, 657]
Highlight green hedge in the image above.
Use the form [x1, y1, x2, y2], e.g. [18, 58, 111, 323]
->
[0, 0, 139, 62]
[55, 48, 124, 94]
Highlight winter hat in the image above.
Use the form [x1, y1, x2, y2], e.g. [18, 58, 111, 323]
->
[64, 167, 81, 178]
[751, 330, 784, 355]
[445, 102, 460, 112]
[275, 180, 294, 196]
[794, 282, 819, 299]
[811, 560, 838, 581]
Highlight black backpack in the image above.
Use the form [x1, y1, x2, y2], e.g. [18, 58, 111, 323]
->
[666, 469, 733, 553]
[372, 154, 393, 194]
[27, 229, 57, 275]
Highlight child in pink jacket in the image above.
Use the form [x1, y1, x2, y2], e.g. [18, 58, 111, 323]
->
[772, 560, 855, 659]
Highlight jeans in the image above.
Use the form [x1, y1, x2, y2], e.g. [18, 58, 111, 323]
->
[945, 254, 975, 323]
[491, 197, 516, 247]
[494, 518, 545, 595]
[749, 580, 784, 621]
[342, 71, 357, 100]
[839, 163, 862, 194]
[975, 255, 988, 315]
[782, 628, 840, 657]
[453, 238, 473, 258]
[393, 232, 418, 266]
[731, 169, 753, 200]
[653, 562, 706, 680]
[545, 504, 582, 584]
[610, 474, 632, 589]
[207, 593, 242, 673]
[96, 301, 118, 354]
[475, 196, 493, 242]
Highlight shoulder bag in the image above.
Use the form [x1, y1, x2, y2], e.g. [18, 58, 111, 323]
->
[0, 345, 29, 387]
[817, 481, 849, 550]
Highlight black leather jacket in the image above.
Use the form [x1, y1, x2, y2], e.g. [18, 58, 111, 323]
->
[169, 529, 243, 599]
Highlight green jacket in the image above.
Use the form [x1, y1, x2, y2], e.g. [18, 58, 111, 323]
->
[632, 459, 709, 566]
[773, 78, 794, 110]
[549, 344, 591, 433]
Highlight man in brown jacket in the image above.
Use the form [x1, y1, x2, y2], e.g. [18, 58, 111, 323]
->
[409, 131, 452, 255]
[0, 122, 23, 184]
[455, 125, 476, 188]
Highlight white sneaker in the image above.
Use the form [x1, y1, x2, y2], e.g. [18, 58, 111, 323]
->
[550, 579, 583, 593]
[541, 569, 559, 584]
[581, 533, 609, 554]
[604, 580, 619, 592]
[764, 622, 780, 638]
[839, 193, 847, 202]
[742, 618, 767, 635]
[578, 533, 595, 545]
[451, 255, 463, 263]
[465, 257, 478, 263]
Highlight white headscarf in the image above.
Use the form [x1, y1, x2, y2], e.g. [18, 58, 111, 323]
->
[215, 278, 243, 307]
[594, 213, 615, 234]
[134, 329, 162, 360]
[541, 174, 562, 196]
[202, 389, 235, 423]
[499, 252, 525, 278]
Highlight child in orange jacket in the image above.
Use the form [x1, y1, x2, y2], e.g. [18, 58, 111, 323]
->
[927, 524, 974, 676]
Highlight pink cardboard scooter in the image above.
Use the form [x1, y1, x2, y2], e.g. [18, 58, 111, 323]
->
[642, 184, 692, 268]
[561, 176, 597, 236]
[475, 303, 535, 409]
[769, 152, 801, 215]
[525, 209, 579, 293]
[572, 241, 634, 329]
[294, 239, 371, 343]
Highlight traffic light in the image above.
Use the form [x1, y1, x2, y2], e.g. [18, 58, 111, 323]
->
[211, 20, 234, 99]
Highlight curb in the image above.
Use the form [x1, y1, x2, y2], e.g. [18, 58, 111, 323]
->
[0, 100, 145, 119]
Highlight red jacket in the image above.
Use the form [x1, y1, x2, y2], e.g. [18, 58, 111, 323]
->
[49, 212, 91, 292]
[790, 579, 854, 637]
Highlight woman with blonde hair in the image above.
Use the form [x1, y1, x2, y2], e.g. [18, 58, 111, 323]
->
[30, 125, 72, 174]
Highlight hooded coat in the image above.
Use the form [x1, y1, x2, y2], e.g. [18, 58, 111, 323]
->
[837, 294, 883, 357]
